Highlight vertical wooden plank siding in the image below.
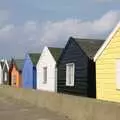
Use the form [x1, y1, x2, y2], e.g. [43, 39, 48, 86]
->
[96, 28, 120, 102]
[22, 55, 34, 89]
[11, 65, 21, 88]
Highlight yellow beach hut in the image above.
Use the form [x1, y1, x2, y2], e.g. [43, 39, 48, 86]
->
[94, 21, 120, 102]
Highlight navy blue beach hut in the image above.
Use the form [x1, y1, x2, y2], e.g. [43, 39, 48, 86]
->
[22, 53, 41, 89]
[57, 37, 104, 98]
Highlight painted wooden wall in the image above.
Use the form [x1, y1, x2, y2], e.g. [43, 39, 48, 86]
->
[96, 27, 120, 102]
[37, 46, 57, 92]
[11, 65, 21, 88]
[57, 39, 96, 97]
[3, 64, 9, 85]
[22, 54, 36, 89]
[33, 67, 37, 89]
[9, 59, 14, 85]
[0, 65, 3, 85]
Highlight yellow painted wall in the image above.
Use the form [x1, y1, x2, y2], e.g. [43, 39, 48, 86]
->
[96, 27, 120, 102]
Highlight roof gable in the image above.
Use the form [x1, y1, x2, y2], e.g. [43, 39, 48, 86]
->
[0, 60, 9, 70]
[3, 63, 8, 72]
[73, 38, 104, 59]
[14, 59, 24, 72]
[9, 59, 14, 71]
[48, 47, 63, 61]
[7, 60, 11, 67]
[4, 60, 9, 70]
[0, 61, 4, 69]
[29, 53, 41, 66]
[94, 21, 120, 61]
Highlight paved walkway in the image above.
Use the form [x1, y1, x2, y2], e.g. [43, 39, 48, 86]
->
[0, 95, 70, 120]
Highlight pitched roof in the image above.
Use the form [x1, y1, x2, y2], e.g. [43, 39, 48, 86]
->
[29, 53, 41, 66]
[14, 59, 24, 71]
[0, 61, 4, 69]
[48, 47, 63, 61]
[94, 21, 120, 61]
[73, 38, 104, 59]
[9, 59, 14, 70]
[7, 60, 11, 68]
[3, 60, 9, 70]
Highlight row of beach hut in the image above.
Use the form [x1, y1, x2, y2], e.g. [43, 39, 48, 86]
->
[0, 21, 120, 103]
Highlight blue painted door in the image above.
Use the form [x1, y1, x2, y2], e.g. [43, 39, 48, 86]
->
[33, 67, 36, 89]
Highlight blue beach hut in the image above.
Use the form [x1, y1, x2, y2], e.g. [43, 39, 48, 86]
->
[22, 53, 40, 89]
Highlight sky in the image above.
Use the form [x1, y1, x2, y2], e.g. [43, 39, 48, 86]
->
[0, 0, 120, 58]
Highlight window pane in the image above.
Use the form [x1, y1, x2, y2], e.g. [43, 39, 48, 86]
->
[68, 66, 71, 84]
[43, 67, 47, 84]
[66, 63, 74, 86]
[4, 72, 7, 81]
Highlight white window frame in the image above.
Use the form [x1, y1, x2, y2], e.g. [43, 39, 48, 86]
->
[43, 67, 47, 84]
[66, 63, 75, 86]
[4, 72, 7, 82]
[116, 59, 120, 89]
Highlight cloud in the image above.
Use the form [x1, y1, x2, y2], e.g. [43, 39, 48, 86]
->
[38, 10, 120, 46]
[92, 10, 120, 32]
[0, 10, 119, 58]
[0, 10, 9, 25]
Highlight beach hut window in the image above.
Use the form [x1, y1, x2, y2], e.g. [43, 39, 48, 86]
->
[66, 63, 75, 86]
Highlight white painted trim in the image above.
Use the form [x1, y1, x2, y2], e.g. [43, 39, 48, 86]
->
[94, 21, 120, 61]
[1, 59, 9, 70]
[66, 63, 75, 86]
[4, 60, 9, 70]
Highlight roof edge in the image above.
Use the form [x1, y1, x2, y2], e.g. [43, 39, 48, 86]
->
[48, 46, 63, 62]
[28, 53, 41, 66]
[3, 60, 9, 70]
[94, 21, 120, 61]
